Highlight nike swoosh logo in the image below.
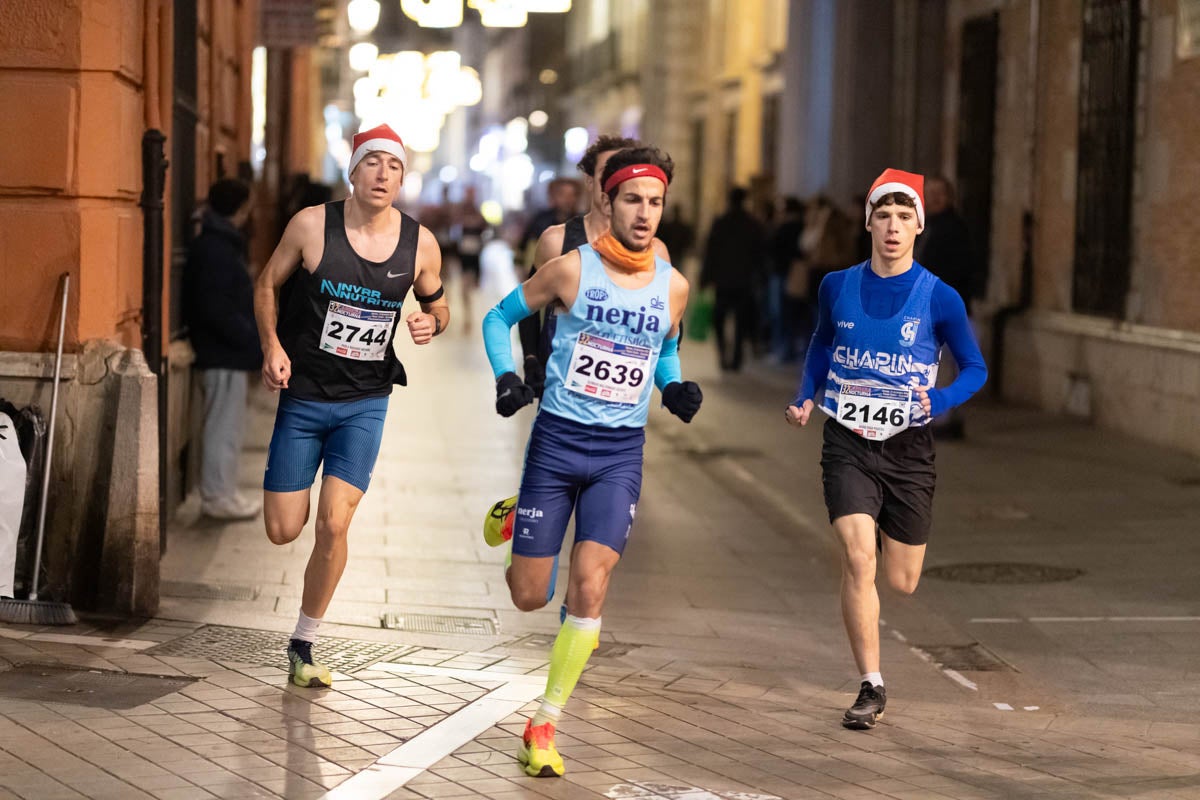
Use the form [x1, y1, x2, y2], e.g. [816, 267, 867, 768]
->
[387, 271, 408, 278]
[631, 168, 647, 174]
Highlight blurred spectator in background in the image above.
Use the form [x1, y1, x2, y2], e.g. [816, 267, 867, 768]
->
[769, 196, 807, 363]
[915, 175, 978, 440]
[701, 186, 766, 372]
[518, 177, 581, 268]
[801, 194, 855, 308]
[183, 178, 263, 520]
[656, 206, 696, 266]
[453, 186, 489, 331]
[915, 176, 977, 307]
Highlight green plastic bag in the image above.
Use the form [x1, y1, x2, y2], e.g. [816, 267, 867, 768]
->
[686, 289, 714, 342]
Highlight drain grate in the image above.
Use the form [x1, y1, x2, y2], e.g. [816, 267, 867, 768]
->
[917, 643, 1014, 672]
[145, 625, 416, 673]
[923, 562, 1085, 584]
[161, 580, 260, 601]
[379, 612, 497, 635]
[0, 664, 195, 709]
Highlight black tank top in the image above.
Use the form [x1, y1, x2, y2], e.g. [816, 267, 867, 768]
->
[276, 201, 417, 402]
[561, 215, 587, 254]
[535, 215, 588, 364]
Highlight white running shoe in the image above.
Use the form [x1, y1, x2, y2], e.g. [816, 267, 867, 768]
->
[202, 493, 262, 520]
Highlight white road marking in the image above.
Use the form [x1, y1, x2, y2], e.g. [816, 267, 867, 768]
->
[1024, 706, 1040, 711]
[0, 627, 156, 650]
[942, 669, 979, 691]
[971, 616, 1200, 624]
[321, 663, 545, 800]
[606, 780, 782, 799]
[994, 702, 1014, 711]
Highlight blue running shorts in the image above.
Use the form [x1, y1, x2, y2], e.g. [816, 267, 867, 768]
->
[513, 411, 645, 558]
[263, 393, 389, 493]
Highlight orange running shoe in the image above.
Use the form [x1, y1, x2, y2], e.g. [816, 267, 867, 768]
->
[517, 719, 565, 777]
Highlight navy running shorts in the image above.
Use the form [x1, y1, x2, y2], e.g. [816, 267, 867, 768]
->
[263, 393, 388, 493]
[820, 416, 936, 545]
[513, 411, 645, 558]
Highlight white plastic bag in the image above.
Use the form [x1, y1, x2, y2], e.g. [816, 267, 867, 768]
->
[0, 411, 27, 597]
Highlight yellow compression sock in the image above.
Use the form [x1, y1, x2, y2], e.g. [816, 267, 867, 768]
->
[534, 614, 601, 723]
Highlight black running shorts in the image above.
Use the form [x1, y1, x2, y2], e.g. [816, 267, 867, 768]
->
[820, 416, 936, 545]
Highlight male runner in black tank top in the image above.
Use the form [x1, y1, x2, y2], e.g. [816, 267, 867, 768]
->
[254, 124, 449, 688]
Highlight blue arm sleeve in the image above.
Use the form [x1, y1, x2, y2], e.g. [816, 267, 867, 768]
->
[482, 286, 533, 379]
[654, 335, 681, 391]
[928, 283, 988, 416]
[792, 274, 839, 406]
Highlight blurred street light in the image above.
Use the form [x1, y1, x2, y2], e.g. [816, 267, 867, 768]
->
[347, 0, 380, 33]
[564, 126, 589, 161]
[529, 109, 548, 129]
[401, 0, 463, 28]
[348, 42, 378, 72]
[468, 0, 527, 27]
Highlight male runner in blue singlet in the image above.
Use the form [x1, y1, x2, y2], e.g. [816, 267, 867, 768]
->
[254, 124, 449, 688]
[481, 147, 702, 777]
[786, 169, 987, 730]
[484, 135, 674, 611]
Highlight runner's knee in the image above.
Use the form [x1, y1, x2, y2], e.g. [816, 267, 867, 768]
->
[885, 567, 920, 595]
[569, 572, 608, 613]
[511, 584, 550, 612]
[841, 545, 877, 584]
[264, 508, 306, 545]
[314, 514, 349, 551]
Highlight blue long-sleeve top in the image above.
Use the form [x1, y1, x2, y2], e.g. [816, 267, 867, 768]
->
[793, 265, 987, 418]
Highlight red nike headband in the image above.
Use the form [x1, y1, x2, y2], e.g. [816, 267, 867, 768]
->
[603, 164, 669, 193]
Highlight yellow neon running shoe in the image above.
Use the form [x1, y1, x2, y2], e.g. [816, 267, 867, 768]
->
[484, 495, 517, 547]
[517, 719, 564, 777]
[287, 639, 332, 688]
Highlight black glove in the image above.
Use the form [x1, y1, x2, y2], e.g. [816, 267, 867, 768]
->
[662, 381, 702, 423]
[523, 354, 546, 400]
[495, 371, 534, 417]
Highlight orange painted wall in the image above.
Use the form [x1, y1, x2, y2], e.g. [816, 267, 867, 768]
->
[0, 0, 145, 353]
[0, 0, 258, 355]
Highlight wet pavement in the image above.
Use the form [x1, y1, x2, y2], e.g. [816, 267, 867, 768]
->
[3, 307, 1200, 799]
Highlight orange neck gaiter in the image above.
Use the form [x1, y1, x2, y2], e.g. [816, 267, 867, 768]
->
[592, 231, 656, 274]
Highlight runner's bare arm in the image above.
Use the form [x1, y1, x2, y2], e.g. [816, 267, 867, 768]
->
[532, 224, 566, 271]
[652, 238, 672, 264]
[667, 269, 689, 339]
[254, 206, 322, 390]
[521, 250, 582, 313]
[407, 225, 449, 345]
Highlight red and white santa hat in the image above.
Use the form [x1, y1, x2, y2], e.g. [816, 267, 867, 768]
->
[348, 124, 408, 178]
[865, 168, 925, 227]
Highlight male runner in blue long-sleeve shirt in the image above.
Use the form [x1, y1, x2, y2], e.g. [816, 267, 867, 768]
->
[786, 169, 987, 730]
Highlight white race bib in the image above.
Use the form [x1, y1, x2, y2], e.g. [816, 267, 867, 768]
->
[319, 301, 395, 361]
[563, 332, 651, 405]
[835, 382, 912, 440]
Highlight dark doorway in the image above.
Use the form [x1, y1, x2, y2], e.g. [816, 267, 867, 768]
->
[955, 13, 999, 302]
[1073, 0, 1138, 318]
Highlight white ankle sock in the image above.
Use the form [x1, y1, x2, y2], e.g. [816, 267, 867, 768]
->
[862, 672, 884, 687]
[531, 700, 563, 728]
[292, 611, 321, 643]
